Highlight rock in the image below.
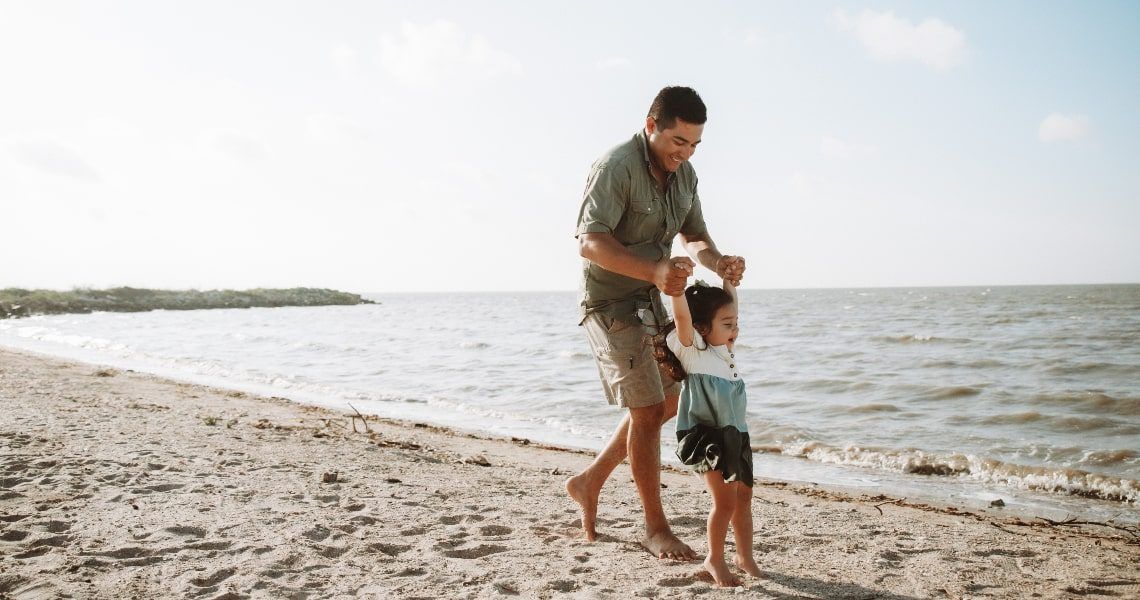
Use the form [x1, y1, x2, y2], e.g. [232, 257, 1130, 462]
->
[990, 498, 1005, 507]
[321, 472, 339, 484]
[462, 454, 491, 467]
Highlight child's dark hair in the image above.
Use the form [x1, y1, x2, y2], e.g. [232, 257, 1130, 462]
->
[652, 284, 735, 382]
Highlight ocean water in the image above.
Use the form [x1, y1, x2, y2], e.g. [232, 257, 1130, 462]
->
[2, 285, 1138, 523]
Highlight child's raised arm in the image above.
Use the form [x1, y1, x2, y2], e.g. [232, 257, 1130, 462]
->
[723, 277, 738, 304]
[671, 286, 694, 347]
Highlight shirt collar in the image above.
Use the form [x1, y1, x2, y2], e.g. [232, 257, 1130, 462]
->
[636, 129, 675, 186]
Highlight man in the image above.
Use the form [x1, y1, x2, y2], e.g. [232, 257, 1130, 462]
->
[566, 86, 746, 560]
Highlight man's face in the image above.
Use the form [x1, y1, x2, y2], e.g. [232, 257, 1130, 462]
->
[646, 117, 703, 173]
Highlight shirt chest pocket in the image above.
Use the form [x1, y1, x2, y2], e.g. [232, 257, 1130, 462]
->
[676, 193, 693, 212]
[622, 199, 664, 243]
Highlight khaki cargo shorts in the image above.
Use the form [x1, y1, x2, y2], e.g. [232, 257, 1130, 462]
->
[581, 309, 681, 409]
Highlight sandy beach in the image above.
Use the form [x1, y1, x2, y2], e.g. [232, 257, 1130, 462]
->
[1, 347, 1137, 599]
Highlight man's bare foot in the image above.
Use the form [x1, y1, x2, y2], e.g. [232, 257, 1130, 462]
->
[565, 474, 598, 542]
[642, 530, 696, 560]
[734, 554, 762, 577]
[704, 556, 743, 587]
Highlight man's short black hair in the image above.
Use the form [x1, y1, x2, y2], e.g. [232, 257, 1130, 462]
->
[647, 86, 707, 130]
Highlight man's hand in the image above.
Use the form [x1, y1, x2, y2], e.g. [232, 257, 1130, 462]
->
[654, 257, 694, 296]
[717, 255, 746, 287]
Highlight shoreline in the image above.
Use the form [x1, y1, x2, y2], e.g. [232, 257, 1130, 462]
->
[1, 346, 1137, 598]
[1, 335, 1134, 526]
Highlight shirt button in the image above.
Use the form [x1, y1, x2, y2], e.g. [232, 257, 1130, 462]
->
[729, 364, 735, 368]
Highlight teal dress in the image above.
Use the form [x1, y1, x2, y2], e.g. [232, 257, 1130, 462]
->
[668, 330, 753, 486]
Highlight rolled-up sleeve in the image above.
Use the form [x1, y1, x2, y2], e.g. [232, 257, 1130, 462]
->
[575, 165, 628, 238]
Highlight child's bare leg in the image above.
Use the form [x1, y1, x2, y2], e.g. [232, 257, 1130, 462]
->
[702, 471, 742, 587]
[731, 482, 761, 577]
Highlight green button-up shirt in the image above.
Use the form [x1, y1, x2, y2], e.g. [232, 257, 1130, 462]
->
[575, 130, 708, 321]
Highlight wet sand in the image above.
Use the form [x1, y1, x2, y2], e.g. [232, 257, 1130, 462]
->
[1, 347, 1137, 599]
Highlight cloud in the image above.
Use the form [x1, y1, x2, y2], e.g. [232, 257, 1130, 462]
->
[787, 171, 818, 196]
[831, 9, 965, 70]
[820, 135, 877, 159]
[331, 43, 358, 77]
[595, 57, 632, 70]
[307, 114, 371, 142]
[6, 137, 100, 181]
[378, 20, 522, 87]
[199, 129, 267, 161]
[1038, 113, 1089, 143]
[724, 27, 792, 48]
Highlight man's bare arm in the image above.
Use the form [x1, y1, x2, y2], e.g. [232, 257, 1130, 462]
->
[680, 231, 746, 286]
[578, 233, 693, 296]
[679, 231, 724, 274]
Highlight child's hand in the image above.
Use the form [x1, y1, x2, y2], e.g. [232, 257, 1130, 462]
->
[717, 256, 746, 286]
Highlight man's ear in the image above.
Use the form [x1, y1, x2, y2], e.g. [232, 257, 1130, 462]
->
[645, 116, 657, 135]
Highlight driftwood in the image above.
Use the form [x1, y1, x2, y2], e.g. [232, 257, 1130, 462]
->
[347, 403, 371, 433]
[873, 497, 906, 516]
[1036, 516, 1139, 538]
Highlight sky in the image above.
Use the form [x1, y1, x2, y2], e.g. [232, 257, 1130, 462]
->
[2, 1, 1138, 293]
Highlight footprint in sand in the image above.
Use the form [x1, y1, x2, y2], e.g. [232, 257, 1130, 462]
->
[442, 544, 508, 559]
[441, 514, 484, 525]
[41, 521, 73, 534]
[545, 580, 578, 592]
[657, 576, 695, 588]
[368, 542, 412, 557]
[163, 525, 207, 538]
[190, 567, 236, 588]
[0, 530, 30, 542]
[302, 525, 332, 542]
[479, 525, 512, 537]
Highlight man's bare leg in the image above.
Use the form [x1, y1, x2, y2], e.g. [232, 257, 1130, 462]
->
[627, 402, 694, 560]
[566, 395, 679, 542]
[565, 411, 630, 541]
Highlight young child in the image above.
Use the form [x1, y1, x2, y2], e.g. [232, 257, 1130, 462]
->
[654, 278, 760, 587]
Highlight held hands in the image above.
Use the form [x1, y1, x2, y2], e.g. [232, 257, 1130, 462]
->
[716, 255, 746, 287]
[654, 257, 695, 297]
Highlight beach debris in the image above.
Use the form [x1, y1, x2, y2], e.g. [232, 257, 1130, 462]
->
[385, 478, 402, 484]
[253, 419, 272, 429]
[347, 403, 371, 433]
[873, 497, 906, 515]
[376, 439, 422, 450]
[321, 471, 339, 484]
[492, 581, 519, 595]
[202, 416, 220, 426]
[990, 498, 1006, 507]
[1036, 516, 1140, 538]
[93, 368, 118, 377]
[462, 454, 491, 467]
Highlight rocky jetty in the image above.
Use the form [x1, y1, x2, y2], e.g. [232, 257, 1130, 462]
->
[0, 287, 374, 319]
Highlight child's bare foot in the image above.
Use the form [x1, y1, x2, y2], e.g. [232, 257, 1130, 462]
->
[704, 556, 742, 587]
[564, 474, 598, 541]
[734, 554, 762, 577]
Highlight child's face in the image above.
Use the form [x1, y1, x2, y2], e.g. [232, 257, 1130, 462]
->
[702, 303, 739, 348]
